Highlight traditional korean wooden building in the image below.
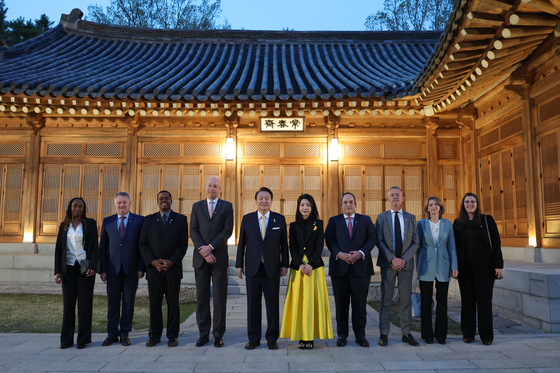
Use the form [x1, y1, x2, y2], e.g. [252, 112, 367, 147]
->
[1, 0, 560, 264]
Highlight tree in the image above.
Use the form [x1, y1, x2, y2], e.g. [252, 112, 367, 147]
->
[365, 0, 454, 31]
[1, 4, 53, 47]
[87, 0, 229, 29]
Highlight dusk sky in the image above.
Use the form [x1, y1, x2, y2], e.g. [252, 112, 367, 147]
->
[3, 0, 383, 31]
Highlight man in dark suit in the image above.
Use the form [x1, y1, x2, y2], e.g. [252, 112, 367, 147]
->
[325, 192, 377, 348]
[99, 192, 145, 347]
[190, 177, 233, 348]
[235, 187, 288, 350]
[139, 190, 188, 348]
[376, 186, 420, 347]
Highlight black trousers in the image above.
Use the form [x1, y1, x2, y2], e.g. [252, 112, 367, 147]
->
[331, 266, 371, 340]
[419, 279, 449, 342]
[106, 265, 139, 338]
[245, 263, 280, 345]
[60, 262, 95, 347]
[147, 272, 181, 340]
[458, 268, 495, 342]
[195, 262, 228, 339]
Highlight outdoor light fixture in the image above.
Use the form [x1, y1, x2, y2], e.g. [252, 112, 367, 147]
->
[226, 137, 235, 160]
[330, 138, 339, 161]
[23, 232, 33, 243]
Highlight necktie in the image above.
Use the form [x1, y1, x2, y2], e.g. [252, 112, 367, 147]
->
[119, 216, 125, 239]
[162, 213, 167, 226]
[209, 201, 214, 218]
[347, 216, 353, 238]
[261, 216, 266, 240]
[394, 211, 403, 258]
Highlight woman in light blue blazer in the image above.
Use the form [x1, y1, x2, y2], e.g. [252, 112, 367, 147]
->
[417, 196, 458, 345]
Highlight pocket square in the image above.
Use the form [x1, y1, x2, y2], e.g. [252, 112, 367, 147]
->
[272, 227, 280, 230]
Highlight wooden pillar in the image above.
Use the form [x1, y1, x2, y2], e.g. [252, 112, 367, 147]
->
[224, 120, 238, 243]
[470, 125, 480, 195]
[425, 117, 439, 198]
[521, 88, 540, 247]
[326, 115, 340, 219]
[22, 133, 41, 243]
[124, 134, 138, 205]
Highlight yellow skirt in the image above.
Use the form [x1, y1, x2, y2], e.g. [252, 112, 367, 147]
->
[280, 263, 333, 341]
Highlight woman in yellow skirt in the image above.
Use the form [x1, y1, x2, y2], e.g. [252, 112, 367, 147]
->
[281, 193, 333, 349]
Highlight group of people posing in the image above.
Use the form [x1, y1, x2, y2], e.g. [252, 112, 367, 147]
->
[54, 177, 503, 351]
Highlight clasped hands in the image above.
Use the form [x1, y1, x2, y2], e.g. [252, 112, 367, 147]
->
[198, 245, 216, 264]
[391, 257, 406, 271]
[151, 259, 174, 271]
[299, 264, 313, 276]
[339, 251, 362, 265]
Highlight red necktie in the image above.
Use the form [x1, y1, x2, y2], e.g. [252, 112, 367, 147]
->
[347, 216, 352, 238]
[119, 216, 125, 239]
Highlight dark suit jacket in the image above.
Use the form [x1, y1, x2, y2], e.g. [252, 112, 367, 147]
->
[235, 211, 289, 278]
[139, 210, 188, 282]
[453, 214, 503, 270]
[99, 213, 146, 277]
[325, 213, 377, 277]
[376, 210, 419, 271]
[54, 218, 99, 275]
[190, 199, 234, 270]
[289, 219, 325, 270]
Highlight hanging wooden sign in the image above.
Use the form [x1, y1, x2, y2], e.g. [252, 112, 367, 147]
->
[260, 117, 305, 133]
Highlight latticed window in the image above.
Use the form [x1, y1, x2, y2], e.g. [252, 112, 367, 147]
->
[0, 164, 24, 235]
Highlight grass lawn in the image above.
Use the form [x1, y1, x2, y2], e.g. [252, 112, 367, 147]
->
[368, 301, 462, 335]
[0, 294, 196, 333]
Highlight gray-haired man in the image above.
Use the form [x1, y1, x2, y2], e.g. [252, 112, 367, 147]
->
[99, 192, 145, 346]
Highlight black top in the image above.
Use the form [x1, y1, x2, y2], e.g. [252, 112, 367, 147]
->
[289, 219, 325, 270]
[453, 214, 503, 271]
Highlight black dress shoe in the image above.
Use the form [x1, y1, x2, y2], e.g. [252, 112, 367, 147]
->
[482, 340, 492, 346]
[298, 340, 306, 349]
[463, 337, 474, 344]
[245, 341, 260, 350]
[120, 337, 131, 346]
[437, 339, 446, 345]
[402, 334, 420, 346]
[305, 341, 314, 349]
[76, 344, 87, 349]
[145, 338, 160, 347]
[378, 334, 388, 346]
[268, 342, 278, 350]
[355, 338, 369, 347]
[195, 337, 209, 347]
[60, 343, 73, 349]
[214, 338, 224, 348]
[425, 338, 434, 344]
[102, 336, 119, 346]
[168, 338, 178, 347]
[336, 336, 347, 347]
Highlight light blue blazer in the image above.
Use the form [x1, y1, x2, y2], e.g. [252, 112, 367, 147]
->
[416, 218, 458, 282]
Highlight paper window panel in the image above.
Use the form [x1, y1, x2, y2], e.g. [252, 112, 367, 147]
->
[303, 166, 322, 217]
[365, 166, 383, 218]
[480, 158, 492, 215]
[501, 151, 514, 220]
[403, 167, 423, 220]
[3, 165, 23, 222]
[182, 166, 200, 216]
[82, 166, 100, 215]
[102, 166, 120, 219]
[142, 166, 160, 215]
[242, 166, 261, 217]
[42, 165, 63, 222]
[344, 166, 363, 213]
[490, 154, 503, 221]
[513, 145, 527, 220]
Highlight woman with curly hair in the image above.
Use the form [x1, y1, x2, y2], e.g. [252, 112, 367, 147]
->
[54, 197, 99, 349]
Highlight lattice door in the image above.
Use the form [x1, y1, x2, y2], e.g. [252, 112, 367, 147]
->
[490, 154, 503, 232]
[0, 164, 24, 235]
[240, 165, 323, 223]
[480, 157, 492, 215]
[442, 166, 458, 222]
[513, 145, 528, 236]
[540, 131, 560, 236]
[40, 164, 121, 234]
[342, 165, 424, 221]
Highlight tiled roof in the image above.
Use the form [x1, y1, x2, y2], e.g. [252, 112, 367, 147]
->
[0, 19, 440, 102]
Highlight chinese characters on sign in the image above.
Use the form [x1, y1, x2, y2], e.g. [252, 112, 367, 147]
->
[260, 117, 305, 132]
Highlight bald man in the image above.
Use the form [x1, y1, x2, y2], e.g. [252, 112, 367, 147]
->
[190, 177, 234, 348]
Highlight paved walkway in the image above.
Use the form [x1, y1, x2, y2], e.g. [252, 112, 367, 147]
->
[1, 291, 560, 373]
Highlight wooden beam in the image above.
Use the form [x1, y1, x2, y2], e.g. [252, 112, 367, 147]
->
[509, 13, 559, 27]
[455, 40, 491, 51]
[529, 63, 560, 98]
[494, 34, 548, 49]
[475, 98, 522, 128]
[502, 26, 555, 38]
[460, 28, 497, 41]
[551, 0, 560, 10]
[450, 50, 484, 61]
[478, 0, 515, 10]
[487, 41, 542, 59]
[467, 11, 504, 26]
[521, 0, 559, 15]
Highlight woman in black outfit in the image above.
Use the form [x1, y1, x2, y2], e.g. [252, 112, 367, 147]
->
[54, 197, 99, 349]
[453, 193, 503, 345]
